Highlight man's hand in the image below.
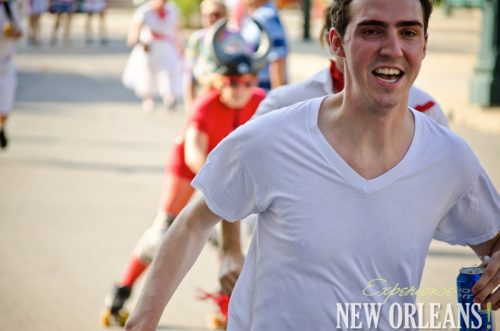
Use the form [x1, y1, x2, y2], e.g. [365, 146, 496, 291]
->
[219, 250, 244, 295]
[472, 251, 500, 310]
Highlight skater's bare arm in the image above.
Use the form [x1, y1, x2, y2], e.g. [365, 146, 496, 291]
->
[124, 195, 222, 331]
[269, 57, 287, 89]
[183, 77, 196, 115]
[184, 126, 208, 174]
[127, 20, 142, 47]
[219, 221, 244, 295]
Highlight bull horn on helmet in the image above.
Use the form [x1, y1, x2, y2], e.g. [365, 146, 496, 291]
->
[249, 18, 271, 71]
[206, 17, 271, 73]
[206, 18, 233, 68]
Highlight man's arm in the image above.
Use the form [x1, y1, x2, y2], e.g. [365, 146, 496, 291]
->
[184, 126, 208, 174]
[185, 126, 245, 294]
[219, 221, 244, 294]
[469, 233, 500, 309]
[269, 57, 287, 89]
[124, 195, 222, 331]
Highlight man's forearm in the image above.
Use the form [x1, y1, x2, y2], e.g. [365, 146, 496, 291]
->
[125, 199, 220, 331]
[219, 220, 244, 294]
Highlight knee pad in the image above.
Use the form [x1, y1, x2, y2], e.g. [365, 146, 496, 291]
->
[133, 214, 175, 263]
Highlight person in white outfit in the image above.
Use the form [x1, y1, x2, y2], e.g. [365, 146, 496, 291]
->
[123, 0, 500, 330]
[122, 0, 184, 112]
[0, 0, 22, 149]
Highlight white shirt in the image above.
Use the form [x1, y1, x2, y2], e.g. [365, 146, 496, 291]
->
[193, 97, 499, 331]
[133, 2, 179, 44]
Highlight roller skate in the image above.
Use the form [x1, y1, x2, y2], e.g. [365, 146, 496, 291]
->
[101, 285, 132, 327]
[198, 290, 230, 330]
[3, 23, 22, 39]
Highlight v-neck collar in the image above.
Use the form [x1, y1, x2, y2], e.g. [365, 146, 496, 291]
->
[308, 97, 423, 194]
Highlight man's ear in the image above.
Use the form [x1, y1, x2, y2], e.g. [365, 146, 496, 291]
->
[423, 33, 428, 59]
[329, 28, 345, 58]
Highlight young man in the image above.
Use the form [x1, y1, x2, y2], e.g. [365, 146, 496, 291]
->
[124, 1, 500, 330]
[256, 2, 448, 126]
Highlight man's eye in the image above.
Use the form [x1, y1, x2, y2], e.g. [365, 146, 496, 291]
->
[401, 30, 418, 38]
[363, 29, 380, 36]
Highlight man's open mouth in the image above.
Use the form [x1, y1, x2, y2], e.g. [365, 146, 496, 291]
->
[373, 67, 404, 84]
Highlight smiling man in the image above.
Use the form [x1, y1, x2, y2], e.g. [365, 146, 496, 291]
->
[123, 1, 500, 330]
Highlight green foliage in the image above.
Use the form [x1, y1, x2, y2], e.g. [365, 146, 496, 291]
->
[173, 0, 201, 26]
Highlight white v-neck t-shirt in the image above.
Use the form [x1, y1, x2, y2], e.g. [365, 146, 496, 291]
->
[192, 97, 499, 331]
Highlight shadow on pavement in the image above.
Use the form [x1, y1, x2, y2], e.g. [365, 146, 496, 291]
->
[428, 248, 475, 259]
[11, 134, 167, 150]
[18, 38, 130, 56]
[1, 156, 164, 174]
[16, 70, 138, 104]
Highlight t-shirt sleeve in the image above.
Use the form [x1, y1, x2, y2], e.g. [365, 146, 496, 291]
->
[191, 131, 263, 222]
[434, 167, 500, 246]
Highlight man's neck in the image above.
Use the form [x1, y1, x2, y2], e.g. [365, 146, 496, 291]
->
[318, 94, 415, 180]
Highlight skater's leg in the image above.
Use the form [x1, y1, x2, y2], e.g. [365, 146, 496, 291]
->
[0, 114, 8, 149]
[85, 12, 93, 43]
[28, 15, 36, 44]
[51, 14, 61, 45]
[63, 12, 73, 45]
[103, 174, 194, 322]
[99, 10, 108, 44]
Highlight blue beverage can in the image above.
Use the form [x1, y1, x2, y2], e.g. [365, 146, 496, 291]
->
[457, 266, 494, 330]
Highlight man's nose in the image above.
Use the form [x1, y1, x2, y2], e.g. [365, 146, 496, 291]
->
[380, 31, 404, 58]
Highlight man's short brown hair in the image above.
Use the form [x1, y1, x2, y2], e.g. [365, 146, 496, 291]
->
[330, 0, 436, 37]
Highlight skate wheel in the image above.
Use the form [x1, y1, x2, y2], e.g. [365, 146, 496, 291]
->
[100, 310, 112, 327]
[100, 309, 129, 327]
[116, 309, 130, 327]
[207, 311, 227, 330]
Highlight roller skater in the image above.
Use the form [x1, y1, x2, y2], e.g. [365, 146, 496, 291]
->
[101, 18, 270, 328]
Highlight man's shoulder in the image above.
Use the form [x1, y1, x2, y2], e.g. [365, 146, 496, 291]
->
[415, 110, 479, 171]
[253, 96, 323, 128]
[231, 97, 323, 157]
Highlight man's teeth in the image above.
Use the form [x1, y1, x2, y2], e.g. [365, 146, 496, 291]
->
[375, 68, 401, 75]
[373, 68, 403, 83]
